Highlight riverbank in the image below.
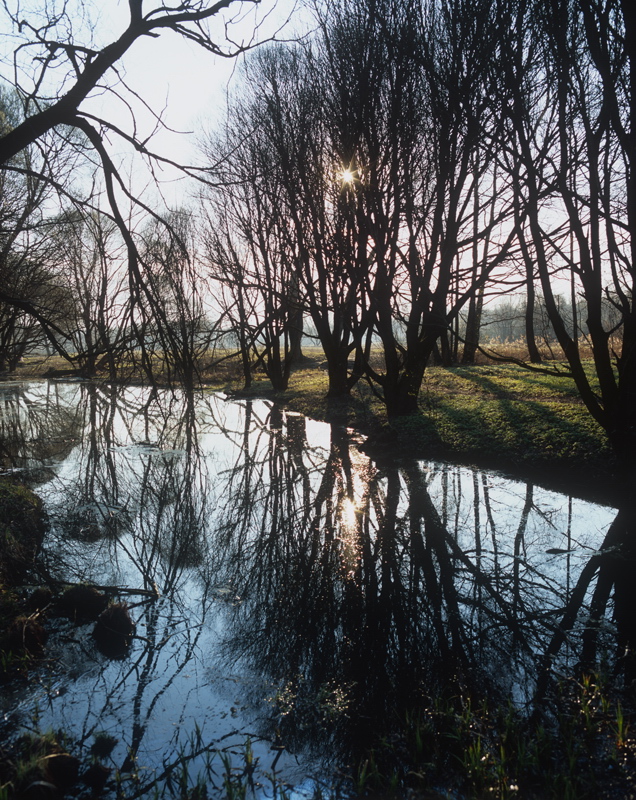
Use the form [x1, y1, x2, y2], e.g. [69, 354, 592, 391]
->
[233, 360, 618, 506]
[7, 354, 618, 505]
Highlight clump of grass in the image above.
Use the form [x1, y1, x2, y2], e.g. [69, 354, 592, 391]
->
[0, 730, 81, 798]
[349, 675, 636, 799]
[0, 479, 49, 679]
[0, 478, 46, 586]
[58, 583, 109, 623]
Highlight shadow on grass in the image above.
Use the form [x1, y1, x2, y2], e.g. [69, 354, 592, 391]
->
[434, 369, 604, 450]
[447, 363, 589, 401]
[386, 372, 617, 503]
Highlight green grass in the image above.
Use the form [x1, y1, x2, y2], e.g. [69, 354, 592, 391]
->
[352, 673, 636, 799]
[267, 361, 615, 501]
[421, 372, 607, 464]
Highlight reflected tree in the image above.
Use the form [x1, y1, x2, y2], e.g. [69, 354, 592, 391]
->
[3, 383, 630, 791]
[0, 382, 83, 477]
[205, 406, 611, 767]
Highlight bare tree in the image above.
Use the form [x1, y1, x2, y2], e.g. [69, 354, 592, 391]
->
[0, 0, 286, 384]
[496, 0, 636, 463]
[244, 42, 369, 396]
[50, 208, 131, 379]
[0, 255, 70, 371]
[0, 86, 81, 368]
[140, 210, 212, 391]
[201, 40, 371, 396]
[324, 0, 517, 414]
[201, 88, 310, 392]
[201, 0, 519, 412]
[0, 0, 269, 165]
[202, 215, 259, 391]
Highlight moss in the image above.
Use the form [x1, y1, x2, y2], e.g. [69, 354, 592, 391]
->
[0, 478, 46, 586]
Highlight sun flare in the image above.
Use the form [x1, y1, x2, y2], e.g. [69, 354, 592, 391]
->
[339, 168, 355, 184]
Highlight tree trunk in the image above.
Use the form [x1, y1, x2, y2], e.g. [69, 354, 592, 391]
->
[288, 272, 305, 365]
[383, 359, 427, 416]
[438, 332, 454, 367]
[525, 270, 542, 364]
[326, 354, 352, 397]
[462, 287, 484, 364]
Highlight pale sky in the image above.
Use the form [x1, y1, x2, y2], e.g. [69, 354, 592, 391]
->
[99, 0, 304, 205]
[1, 0, 306, 206]
[107, 1, 302, 151]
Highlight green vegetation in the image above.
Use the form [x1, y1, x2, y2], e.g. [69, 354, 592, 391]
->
[0, 478, 45, 584]
[351, 674, 636, 800]
[1, 674, 633, 799]
[238, 359, 615, 501]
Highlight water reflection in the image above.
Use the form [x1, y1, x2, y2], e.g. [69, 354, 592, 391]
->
[0, 381, 623, 793]
[0, 381, 82, 480]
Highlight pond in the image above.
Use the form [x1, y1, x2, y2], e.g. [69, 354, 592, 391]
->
[0, 380, 627, 797]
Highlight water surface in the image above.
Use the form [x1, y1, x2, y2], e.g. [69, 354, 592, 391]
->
[0, 381, 622, 796]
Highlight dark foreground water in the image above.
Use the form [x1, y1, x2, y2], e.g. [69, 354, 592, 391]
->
[0, 381, 624, 797]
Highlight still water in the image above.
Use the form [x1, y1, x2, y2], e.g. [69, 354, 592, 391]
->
[0, 381, 622, 796]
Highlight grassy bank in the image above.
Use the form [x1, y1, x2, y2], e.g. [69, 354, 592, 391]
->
[9, 353, 617, 502]
[255, 360, 616, 504]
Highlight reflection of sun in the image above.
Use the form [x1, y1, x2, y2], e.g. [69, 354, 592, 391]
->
[339, 497, 360, 579]
[341, 497, 357, 529]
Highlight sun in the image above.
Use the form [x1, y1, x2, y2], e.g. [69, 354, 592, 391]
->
[339, 167, 356, 185]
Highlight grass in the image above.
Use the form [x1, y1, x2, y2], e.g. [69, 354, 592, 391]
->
[418, 365, 607, 466]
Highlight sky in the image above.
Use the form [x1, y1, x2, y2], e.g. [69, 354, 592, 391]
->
[110, 2, 301, 142]
[0, 0, 306, 206]
[93, 0, 305, 203]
